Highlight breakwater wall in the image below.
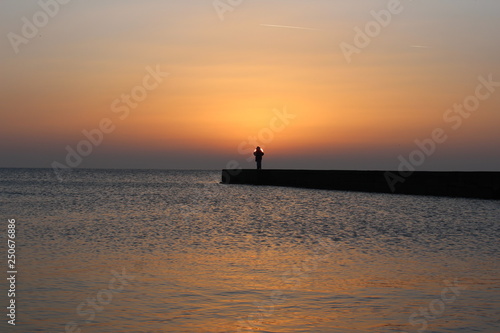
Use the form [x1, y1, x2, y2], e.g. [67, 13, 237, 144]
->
[221, 169, 500, 199]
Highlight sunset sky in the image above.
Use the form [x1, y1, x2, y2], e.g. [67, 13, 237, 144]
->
[1, 0, 499, 170]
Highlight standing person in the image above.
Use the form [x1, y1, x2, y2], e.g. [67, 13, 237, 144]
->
[253, 146, 264, 170]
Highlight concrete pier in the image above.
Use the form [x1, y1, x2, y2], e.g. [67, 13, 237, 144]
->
[221, 169, 500, 199]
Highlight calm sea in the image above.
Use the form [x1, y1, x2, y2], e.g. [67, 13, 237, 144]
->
[0, 168, 499, 333]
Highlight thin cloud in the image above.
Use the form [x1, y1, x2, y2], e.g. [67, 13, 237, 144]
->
[410, 45, 430, 49]
[260, 24, 321, 31]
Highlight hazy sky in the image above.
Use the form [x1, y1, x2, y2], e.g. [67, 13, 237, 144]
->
[1, 0, 499, 170]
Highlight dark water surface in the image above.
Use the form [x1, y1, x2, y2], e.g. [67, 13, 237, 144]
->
[1, 169, 499, 332]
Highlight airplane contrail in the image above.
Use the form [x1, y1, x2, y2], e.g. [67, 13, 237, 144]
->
[410, 45, 430, 49]
[260, 24, 321, 31]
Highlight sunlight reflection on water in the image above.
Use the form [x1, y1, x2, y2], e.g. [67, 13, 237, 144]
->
[1, 169, 499, 332]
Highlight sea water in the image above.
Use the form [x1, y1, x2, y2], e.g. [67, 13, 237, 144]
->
[0, 168, 499, 332]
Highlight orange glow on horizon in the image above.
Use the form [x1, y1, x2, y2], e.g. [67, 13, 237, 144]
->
[2, 1, 499, 169]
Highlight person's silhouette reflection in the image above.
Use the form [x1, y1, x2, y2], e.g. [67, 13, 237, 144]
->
[253, 146, 264, 170]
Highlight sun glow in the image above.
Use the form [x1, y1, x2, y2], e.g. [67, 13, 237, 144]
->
[1, 1, 499, 169]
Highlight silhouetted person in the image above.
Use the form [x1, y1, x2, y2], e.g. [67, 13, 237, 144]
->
[253, 146, 264, 169]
